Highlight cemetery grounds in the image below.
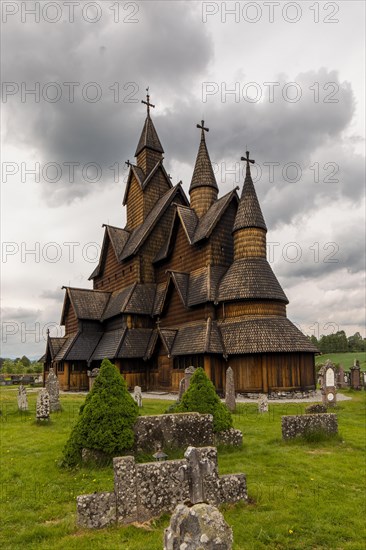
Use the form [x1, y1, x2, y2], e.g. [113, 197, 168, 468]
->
[0, 386, 365, 550]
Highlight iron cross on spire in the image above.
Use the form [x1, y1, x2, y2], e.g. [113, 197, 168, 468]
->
[197, 120, 209, 134]
[241, 150, 255, 171]
[141, 87, 155, 115]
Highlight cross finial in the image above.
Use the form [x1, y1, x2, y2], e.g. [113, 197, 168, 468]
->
[241, 150, 255, 166]
[141, 87, 155, 116]
[197, 120, 209, 134]
[125, 159, 132, 167]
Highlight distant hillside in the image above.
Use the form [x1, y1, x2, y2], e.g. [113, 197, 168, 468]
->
[315, 352, 366, 371]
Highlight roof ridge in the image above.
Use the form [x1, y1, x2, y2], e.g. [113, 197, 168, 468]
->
[204, 316, 212, 353]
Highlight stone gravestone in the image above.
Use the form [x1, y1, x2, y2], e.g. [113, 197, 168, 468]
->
[258, 393, 268, 413]
[133, 386, 142, 408]
[177, 377, 186, 402]
[320, 360, 337, 406]
[164, 502, 233, 550]
[17, 385, 28, 411]
[87, 367, 100, 391]
[225, 366, 236, 412]
[350, 360, 361, 390]
[337, 366, 347, 389]
[36, 389, 50, 421]
[184, 366, 196, 392]
[45, 367, 61, 411]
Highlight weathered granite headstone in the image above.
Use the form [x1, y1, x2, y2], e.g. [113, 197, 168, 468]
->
[177, 377, 186, 401]
[45, 367, 61, 411]
[225, 366, 236, 412]
[17, 385, 28, 411]
[258, 393, 268, 413]
[320, 360, 337, 406]
[337, 366, 347, 389]
[350, 360, 361, 390]
[87, 367, 100, 391]
[184, 366, 196, 391]
[36, 389, 50, 421]
[164, 502, 233, 550]
[133, 386, 142, 407]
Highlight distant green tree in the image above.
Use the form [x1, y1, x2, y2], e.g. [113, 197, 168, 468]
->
[173, 367, 233, 433]
[3, 359, 15, 374]
[61, 358, 139, 467]
[20, 355, 31, 367]
[348, 332, 365, 352]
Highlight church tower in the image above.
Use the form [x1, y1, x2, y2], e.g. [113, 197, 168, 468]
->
[189, 120, 218, 217]
[232, 151, 267, 260]
[135, 90, 164, 174]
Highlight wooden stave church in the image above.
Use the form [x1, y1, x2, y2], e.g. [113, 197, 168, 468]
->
[44, 94, 318, 393]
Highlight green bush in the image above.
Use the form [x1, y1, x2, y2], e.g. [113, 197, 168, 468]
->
[61, 359, 139, 467]
[173, 367, 232, 433]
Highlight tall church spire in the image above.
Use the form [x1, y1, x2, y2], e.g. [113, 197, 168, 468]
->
[233, 151, 267, 260]
[189, 120, 218, 217]
[135, 89, 164, 172]
[233, 151, 267, 233]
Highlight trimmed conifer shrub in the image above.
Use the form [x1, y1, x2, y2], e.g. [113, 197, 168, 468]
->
[61, 358, 138, 467]
[174, 367, 233, 433]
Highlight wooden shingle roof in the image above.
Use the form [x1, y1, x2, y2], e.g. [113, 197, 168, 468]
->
[91, 328, 127, 361]
[158, 328, 177, 356]
[63, 331, 103, 362]
[89, 225, 130, 280]
[193, 189, 238, 243]
[233, 164, 267, 232]
[218, 258, 288, 304]
[189, 128, 218, 192]
[61, 287, 111, 322]
[117, 328, 154, 358]
[135, 114, 164, 156]
[171, 318, 224, 356]
[121, 184, 188, 260]
[219, 317, 319, 354]
[48, 336, 68, 360]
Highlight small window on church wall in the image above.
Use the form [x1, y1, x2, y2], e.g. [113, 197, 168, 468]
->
[130, 266, 132, 272]
[122, 270, 125, 276]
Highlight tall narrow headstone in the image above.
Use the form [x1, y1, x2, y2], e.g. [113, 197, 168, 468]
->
[337, 366, 347, 389]
[45, 367, 61, 411]
[225, 366, 236, 412]
[133, 386, 142, 407]
[177, 377, 186, 402]
[17, 385, 28, 411]
[350, 360, 361, 390]
[184, 366, 196, 392]
[87, 367, 100, 391]
[36, 389, 50, 421]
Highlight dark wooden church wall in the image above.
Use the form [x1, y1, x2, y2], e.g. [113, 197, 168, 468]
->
[94, 238, 138, 291]
[126, 176, 144, 230]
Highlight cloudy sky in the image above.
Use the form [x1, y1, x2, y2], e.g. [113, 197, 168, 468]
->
[1, 0, 365, 359]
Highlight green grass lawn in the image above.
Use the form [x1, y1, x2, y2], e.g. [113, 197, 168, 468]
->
[315, 351, 366, 370]
[1, 387, 365, 550]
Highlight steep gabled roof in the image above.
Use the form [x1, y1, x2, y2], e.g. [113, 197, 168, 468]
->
[153, 190, 238, 264]
[171, 319, 224, 356]
[121, 183, 188, 260]
[219, 316, 319, 354]
[135, 114, 164, 157]
[89, 225, 130, 280]
[48, 336, 68, 360]
[91, 328, 127, 361]
[188, 265, 227, 306]
[122, 160, 173, 206]
[63, 330, 103, 362]
[61, 287, 111, 323]
[117, 328, 154, 358]
[233, 162, 267, 232]
[217, 258, 288, 304]
[54, 333, 78, 361]
[158, 328, 177, 357]
[102, 283, 157, 320]
[193, 189, 238, 243]
[169, 271, 190, 306]
[176, 205, 198, 243]
[153, 282, 168, 316]
[189, 125, 218, 193]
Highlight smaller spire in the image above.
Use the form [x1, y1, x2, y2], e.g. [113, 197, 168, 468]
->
[135, 88, 164, 157]
[189, 120, 218, 193]
[233, 150, 267, 232]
